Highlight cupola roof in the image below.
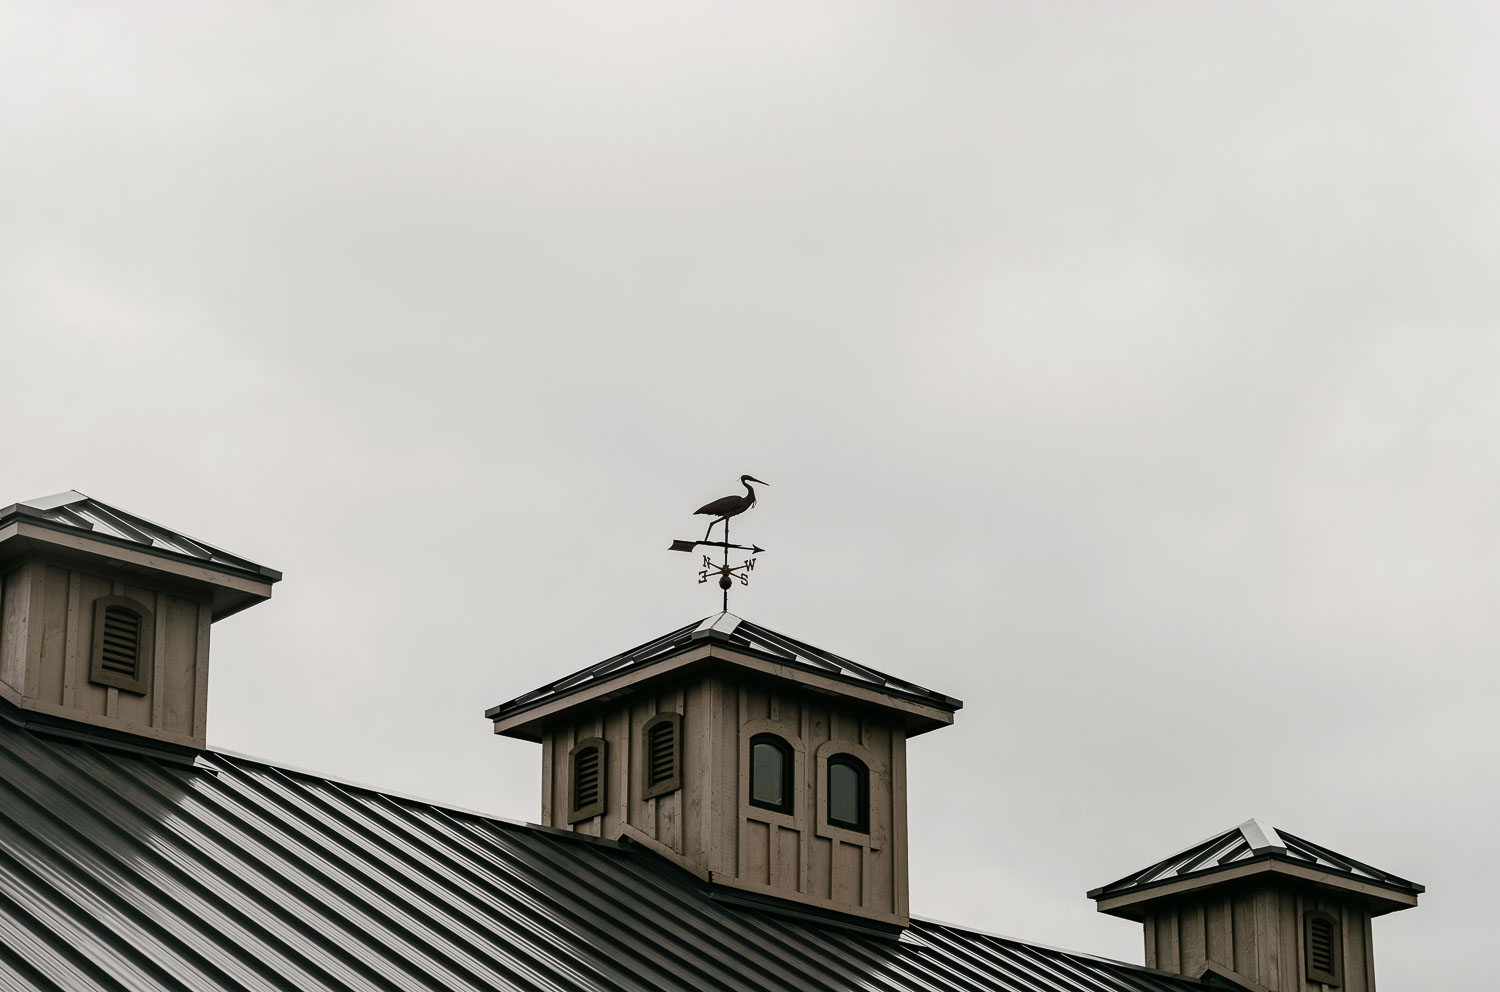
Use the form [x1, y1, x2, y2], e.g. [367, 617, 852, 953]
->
[1089, 818, 1424, 919]
[486, 612, 962, 740]
[1, 491, 279, 582]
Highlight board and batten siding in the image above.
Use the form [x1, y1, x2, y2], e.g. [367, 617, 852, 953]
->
[539, 673, 910, 927]
[0, 560, 212, 748]
[1143, 886, 1376, 992]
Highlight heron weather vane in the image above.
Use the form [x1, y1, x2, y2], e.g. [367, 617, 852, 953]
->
[669, 475, 769, 611]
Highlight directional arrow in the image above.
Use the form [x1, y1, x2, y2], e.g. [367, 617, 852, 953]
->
[669, 539, 766, 554]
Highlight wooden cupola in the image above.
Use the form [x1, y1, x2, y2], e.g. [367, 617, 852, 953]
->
[1088, 818, 1424, 991]
[487, 612, 962, 931]
[0, 491, 279, 753]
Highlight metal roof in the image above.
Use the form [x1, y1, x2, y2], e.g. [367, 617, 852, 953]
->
[487, 612, 963, 723]
[1087, 818, 1424, 902]
[0, 706, 1212, 992]
[0, 491, 282, 583]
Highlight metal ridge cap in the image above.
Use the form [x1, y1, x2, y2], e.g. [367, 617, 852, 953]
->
[20, 490, 89, 511]
[1238, 818, 1286, 853]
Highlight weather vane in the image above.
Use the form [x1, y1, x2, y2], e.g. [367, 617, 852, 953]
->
[669, 474, 769, 612]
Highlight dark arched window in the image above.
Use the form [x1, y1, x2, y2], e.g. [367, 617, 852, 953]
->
[826, 754, 869, 833]
[568, 737, 607, 823]
[749, 733, 793, 814]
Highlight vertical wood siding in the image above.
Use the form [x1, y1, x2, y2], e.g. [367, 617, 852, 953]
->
[538, 672, 911, 926]
[0, 560, 212, 747]
[1146, 886, 1376, 991]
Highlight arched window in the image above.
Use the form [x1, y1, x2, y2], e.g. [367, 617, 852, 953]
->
[1304, 910, 1343, 986]
[641, 713, 682, 799]
[89, 596, 154, 695]
[568, 737, 607, 823]
[825, 754, 869, 833]
[748, 733, 793, 814]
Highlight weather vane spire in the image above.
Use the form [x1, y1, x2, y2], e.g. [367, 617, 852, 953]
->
[668, 475, 768, 612]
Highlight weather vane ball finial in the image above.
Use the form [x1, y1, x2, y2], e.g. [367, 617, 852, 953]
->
[668, 475, 769, 612]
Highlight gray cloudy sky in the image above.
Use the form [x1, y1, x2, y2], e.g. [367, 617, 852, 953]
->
[4, 2, 1497, 986]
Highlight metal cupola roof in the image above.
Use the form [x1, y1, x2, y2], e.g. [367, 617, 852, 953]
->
[1088, 818, 1424, 919]
[0, 491, 281, 619]
[486, 612, 963, 740]
[0, 491, 281, 583]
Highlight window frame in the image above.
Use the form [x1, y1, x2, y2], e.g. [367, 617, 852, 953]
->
[641, 712, 683, 800]
[568, 737, 608, 823]
[88, 596, 154, 695]
[824, 753, 870, 834]
[813, 739, 884, 850]
[747, 732, 794, 815]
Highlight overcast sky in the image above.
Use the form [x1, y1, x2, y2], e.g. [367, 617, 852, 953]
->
[4, 2, 1497, 987]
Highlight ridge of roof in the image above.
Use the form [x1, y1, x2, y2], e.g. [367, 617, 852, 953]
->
[0, 489, 281, 582]
[486, 612, 963, 723]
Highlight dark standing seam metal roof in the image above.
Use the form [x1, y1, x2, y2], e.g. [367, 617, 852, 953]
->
[0, 491, 282, 583]
[1087, 818, 1424, 901]
[486, 613, 963, 723]
[0, 711, 1207, 992]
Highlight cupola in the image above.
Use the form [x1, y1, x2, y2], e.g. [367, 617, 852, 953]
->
[487, 612, 962, 931]
[1089, 818, 1423, 991]
[0, 491, 279, 753]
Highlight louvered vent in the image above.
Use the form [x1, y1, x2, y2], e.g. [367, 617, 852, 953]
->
[641, 713, 682, 799]
[1304, 910, 1342, 985]
[100, 607, 141, 677]
[89, 597, 154, 694]
[568, 738, 606, 822]
[574, 748, 600, 808]
[648, 721, 674, 784]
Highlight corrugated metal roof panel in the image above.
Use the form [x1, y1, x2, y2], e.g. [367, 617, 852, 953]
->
[487, 613, 962, 723]
[0, 711, 1201, 992]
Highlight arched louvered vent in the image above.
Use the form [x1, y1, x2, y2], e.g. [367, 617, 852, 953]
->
[642, 713, 682, 799]
[1304, 909, 1343, 986]
[89, 597, 154, 695]
[569, 738, 606, 823]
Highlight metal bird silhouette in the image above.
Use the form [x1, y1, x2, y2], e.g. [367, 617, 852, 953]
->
[695, 475, 768, 542]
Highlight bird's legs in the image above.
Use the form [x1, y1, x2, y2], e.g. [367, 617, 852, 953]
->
[703, 516, 727, 543]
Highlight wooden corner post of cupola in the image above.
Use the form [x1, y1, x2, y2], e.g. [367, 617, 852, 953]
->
[0, 491, 280, 752]
[1087, 818, 1424, 992]
[487, 612, 963, 932]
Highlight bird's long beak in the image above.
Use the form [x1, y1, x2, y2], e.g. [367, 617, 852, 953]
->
[746, 477, 769, 486]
